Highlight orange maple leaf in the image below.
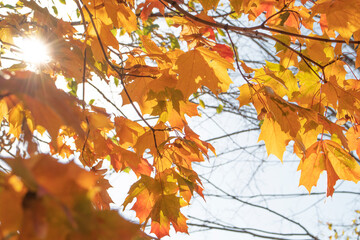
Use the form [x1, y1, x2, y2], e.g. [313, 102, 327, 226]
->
[298, 140, 360, 196]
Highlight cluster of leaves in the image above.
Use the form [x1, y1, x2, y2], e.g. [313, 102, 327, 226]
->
[1, 0, 360, 239]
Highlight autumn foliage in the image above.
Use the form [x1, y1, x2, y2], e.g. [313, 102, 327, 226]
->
[1, 0, 360, 239]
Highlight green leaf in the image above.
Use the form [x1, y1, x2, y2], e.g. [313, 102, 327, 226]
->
[111, 28, 117, 37]
[199, 99, 205, 109]
[216, 104, 223, 114]
[193, 92, 199, 99]
[123, 166, 131, 173]
[52, 6, 58, 15]
[217, 28, 225, 36]
[66, 78, 78, 97]
[59, 0, 66, 4]
[114, 77, 119, 86]
[89, 99, 95, 105]
[168, 34, 180, 49]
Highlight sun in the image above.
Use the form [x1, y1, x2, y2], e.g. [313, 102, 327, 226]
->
[16, 37, 51, 66]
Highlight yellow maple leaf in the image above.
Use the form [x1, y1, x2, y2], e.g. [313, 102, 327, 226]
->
[175, 47, 234, 99]
[104, 0, 137, 33]
[258, 116, 291, 161]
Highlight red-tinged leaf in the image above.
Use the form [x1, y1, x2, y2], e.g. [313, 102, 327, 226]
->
[110, 146, 152, 176]
[171, 140, 204, 166]
[172, 212, 188, 234]
[324, 152, 340, 197]
[184, 125, 215, 157]
[174, 170, 203, 203]
[123, 176, 159, 223]
[123, 170, 190, 238]
[138, 0, 166, 21]
[211, 44, 234, 63]
[93, 175, 114, 210]
[150, 194, 187, 238]
[150, 213, 170, 238]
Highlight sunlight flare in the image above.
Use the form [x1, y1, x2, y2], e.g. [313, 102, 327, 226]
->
[16, 37, 51, 66]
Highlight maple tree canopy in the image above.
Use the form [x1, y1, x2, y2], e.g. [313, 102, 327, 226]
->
[1, 0, 360, 239]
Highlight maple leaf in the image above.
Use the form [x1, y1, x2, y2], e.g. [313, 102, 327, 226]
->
[104, 0, 137, 32]
[134, 122, 169, 157]
[258, 116, 290, 161]
[50, 131, 74, 158]
[114, 117, 145, 147]
[312, 0, 360, 41]
[184, 124, 215, 158]
[87, 18, 119, 62]
[211, 44, 235, 63]
[263, 87, 301, 138]
[110, 145, 152, 176]
[91, 161, 114, 210]
[322, 76, 360, 120]
[148, 88, 199, 129]
[150, 194, 187, 238]
[298, 140, 360, 196]
[171, 14, 216, 49]
[123, 170, 188, 239]
[175, 47, 234, 99]
[138, 0, 166, 21]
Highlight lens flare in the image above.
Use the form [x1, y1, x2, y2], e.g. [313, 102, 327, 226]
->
[17, 37, 51, 66]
